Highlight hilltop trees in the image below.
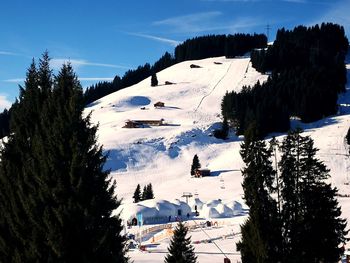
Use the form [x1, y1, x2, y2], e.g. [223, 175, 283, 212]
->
[237, 129, 348, 263]
[175, 34, 266, 62]
[164, 222, 197, 263]
[0, 53, 128, 262]
[83, 33, 266, 105]
[223, 23, 348, 138]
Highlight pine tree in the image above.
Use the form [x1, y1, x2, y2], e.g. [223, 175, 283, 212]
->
[237, 134, 281, 263]
[133, 184, 142, 203]
[0, 56, 128, 262]
[279, 129, 348, 263]
[145, 183, 154, 199]
[190, 154, 201, 176]
[141, 185, 147, 201]
[151, 72, 158, 87]
[0, 55, 52, 262]
[346, 127, 350, 149]
[213, 116, 229, 139]
[164, 222, 197, 263]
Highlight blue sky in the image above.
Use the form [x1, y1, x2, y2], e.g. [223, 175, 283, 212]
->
[0, 0, 349, 110]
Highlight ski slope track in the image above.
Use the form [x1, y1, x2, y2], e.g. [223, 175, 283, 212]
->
[87, 56, 350, 262]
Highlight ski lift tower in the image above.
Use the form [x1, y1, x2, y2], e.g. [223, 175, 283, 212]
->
[182, 192, 193, 204]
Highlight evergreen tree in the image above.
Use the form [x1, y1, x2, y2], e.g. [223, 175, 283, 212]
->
[151, 72, 158, 87]
[141, 185, 147, 201]
[237, 133, 281, 263]
[0, 55, 51, 262]
[145, 183, 154, 199]
[190, 154, 201, 176]
[0, 108, 11, 139]
[164, 222, 197, 263]
[133, 184, 142, 203]
[213, 116, 229, 140]
[346, 127, 350, 148]
[0, 56, 128, 262]
[279, 129, 348, 263]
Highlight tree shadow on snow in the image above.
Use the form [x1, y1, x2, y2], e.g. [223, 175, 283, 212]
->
[210, 169, 240, 177]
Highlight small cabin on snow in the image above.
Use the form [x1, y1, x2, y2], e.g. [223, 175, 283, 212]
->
[194, 168, 211, 178]
[123, 119, 165, 128]
[154, 101, 165, 108]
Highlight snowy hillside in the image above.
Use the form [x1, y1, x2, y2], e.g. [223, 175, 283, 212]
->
[87, 57, 267, 202]
[87, 56, 350, 262]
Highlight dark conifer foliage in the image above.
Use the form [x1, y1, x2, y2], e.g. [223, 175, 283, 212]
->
[164, 222, 197, 263]
[279, 130, 348, 263]
[237, 129, 348, 263]
[83, 34, 266, 105]
[133, 184, 142, 203]
[140, 183, 154, 201]
[190, 154, 201, 176]
[346, 127, 350, 149]
[222, 23, 348, 138]
[0, 54, 128, 262]
[237, 134, 281, 263]
[152, 52, 176, 73]
[141, 185, 148, 201]
[151, 73, 158, 87]
[213, 116, 229, 139]
[145, 183, 154, 199]
[175, 34, 266, 62]
[84, 79, 121, 105]
[0, 108, 11, 139]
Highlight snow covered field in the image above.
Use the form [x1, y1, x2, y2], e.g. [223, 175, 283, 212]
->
[87, 56, 350, 262]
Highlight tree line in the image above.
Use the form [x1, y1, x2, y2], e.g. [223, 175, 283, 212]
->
[238, 129, 348, 263]
[222, 23, 349, 138]
[0, 33, 266, 138]
[84, 33, 266, 106]
[83, 52, 176, 105]
[175, 33, 267, 61]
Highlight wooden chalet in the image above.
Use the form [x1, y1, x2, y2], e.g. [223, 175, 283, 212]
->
[123, 119, 165, 128]
[154, 101, 165, 108]
[194, 168, 211, 178]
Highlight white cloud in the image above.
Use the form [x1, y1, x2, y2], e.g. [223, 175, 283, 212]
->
[50, 59, 131, 70]
[0, 94, 12, 110]
[3, 78, 25, 83]
[152, 11, 264, 34]
[127, 32, 180, 46]
[153, 11, 223, 33]
[153, 11, 222, 26]
[0, 51, 21, 56]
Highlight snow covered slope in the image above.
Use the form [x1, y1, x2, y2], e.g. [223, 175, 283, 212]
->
[87, 56, 350, 261]
[87, 54, 350, 203]
[87, 56, 268, 203]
